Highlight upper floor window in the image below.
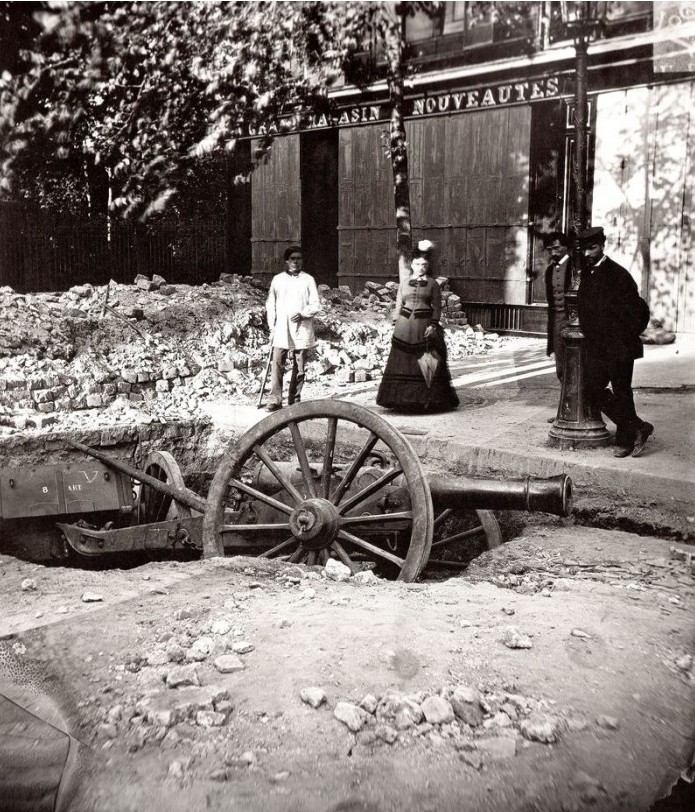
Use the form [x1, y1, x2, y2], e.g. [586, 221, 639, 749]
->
[405, 2, 541, 48]
[404, 1, 653, 56]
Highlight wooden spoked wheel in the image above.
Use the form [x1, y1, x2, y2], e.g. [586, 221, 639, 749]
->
[136, 450, 193, 524]
[202, 400, 434, 582]
[427, 508, 502, 571]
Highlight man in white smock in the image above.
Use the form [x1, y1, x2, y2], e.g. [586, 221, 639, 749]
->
[265, 245, 322, 411]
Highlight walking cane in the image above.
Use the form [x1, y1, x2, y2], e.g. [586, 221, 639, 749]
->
[257, 341, 274, 408]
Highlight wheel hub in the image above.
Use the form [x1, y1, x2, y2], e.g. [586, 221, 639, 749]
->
[288, 498, 340, 550]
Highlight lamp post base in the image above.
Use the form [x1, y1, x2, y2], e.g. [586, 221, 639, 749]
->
[548, 421, 611, 449]
[548, 290, 611, 450]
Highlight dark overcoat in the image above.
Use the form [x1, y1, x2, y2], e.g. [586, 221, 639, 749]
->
[577, 256, 645, 362]
[544, 258, 572, 356]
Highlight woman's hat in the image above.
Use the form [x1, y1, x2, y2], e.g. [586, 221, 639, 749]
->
[413, 239, 435, 259]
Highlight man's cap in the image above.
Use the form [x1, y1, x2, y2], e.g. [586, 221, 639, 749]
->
[578, 226, 606, 246]
[284, 245, 302, 261]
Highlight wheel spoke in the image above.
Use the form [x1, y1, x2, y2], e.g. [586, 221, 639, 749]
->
[252, 444, 305, 504]
[306, 551, 317, 567]
[219, 523, 292, 534]
[229, 478, 294, 516]
[330, 540, 358, 574]
[341, 511, 412, 527]
[259, 537, 298, 558]
[321, 417, 338, 498]
[288, 545, 306, 564]
[433, 508, 454, 529]
[319, 549, 329, 566]
[331, 432, 380, 505]
[431, 524, 486, 550]
[338, 467, 403, 515]
[337, 529, 405, 569]
[288, 421, 318, 498]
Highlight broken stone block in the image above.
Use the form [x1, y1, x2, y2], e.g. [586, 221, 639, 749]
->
[151, 274, 167, 289]
[519, 713, 561, 743]
[165, 665, 201, 689]
[421, 695, 454, 725]
[334, 702, 368, 732]
[213, 654, 245, 674]
[134, 274, 156, 292]
[300, 687, 327, 709]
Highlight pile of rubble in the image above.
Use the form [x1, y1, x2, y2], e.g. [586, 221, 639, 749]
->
[342, 277, 469, 327]
[0, 272, 504, 429]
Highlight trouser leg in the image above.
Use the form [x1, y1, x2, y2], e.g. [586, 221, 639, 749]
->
[583, 352, 611, 424]
[288, 349, 307, 404]
[269, 347, 287, 406]
[602, 360, 639, 444]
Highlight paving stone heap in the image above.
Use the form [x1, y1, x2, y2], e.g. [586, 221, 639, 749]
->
[0, 273, 503, 431]
[332, 276, 468, 328]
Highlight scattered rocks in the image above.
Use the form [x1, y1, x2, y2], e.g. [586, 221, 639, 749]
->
[300, 687, 327, 709]
[501, 626, 533, 649]
[81, 592, 104, 603]
[375, 725, 398, 744]
[324, 559, 352, 581]
[333, 702, 369, 732]
[359, 694, 378, 714]
[519, 713, 561, 743]
[421, 695, 455, 725]
[213, 654, 245, 674]
[229, 641, 254, 655]
[20, 578, 37, 591]
[165, 665, 200, 689]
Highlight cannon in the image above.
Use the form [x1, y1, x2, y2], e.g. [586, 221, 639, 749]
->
[10, 401, 572, 582]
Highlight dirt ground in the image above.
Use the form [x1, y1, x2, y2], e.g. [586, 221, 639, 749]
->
[2, 524, 694, 812]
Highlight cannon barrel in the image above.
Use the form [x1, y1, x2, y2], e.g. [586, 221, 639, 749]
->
[427, 473, 572, 517]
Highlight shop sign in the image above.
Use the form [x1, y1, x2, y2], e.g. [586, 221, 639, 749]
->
[246, 74, 563, 136]
[410, 76, 561, 115]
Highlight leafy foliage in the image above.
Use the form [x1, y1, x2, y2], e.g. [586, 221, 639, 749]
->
[0, 0, 443, 269]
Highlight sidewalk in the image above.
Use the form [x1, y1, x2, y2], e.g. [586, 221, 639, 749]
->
[206, 335, 695, 532]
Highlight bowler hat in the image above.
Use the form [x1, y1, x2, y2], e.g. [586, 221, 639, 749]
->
[578, 226, 606, 246]
[284, 245, 302, 261]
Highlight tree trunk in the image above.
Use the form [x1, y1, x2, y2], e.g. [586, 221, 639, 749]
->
[389, 74, 412, 286]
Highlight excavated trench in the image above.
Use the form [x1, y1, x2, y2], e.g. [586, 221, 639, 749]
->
[1, 417, 694, 812]
[0, 414, 690, 573]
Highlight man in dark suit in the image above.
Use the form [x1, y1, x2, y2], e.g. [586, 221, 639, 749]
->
[577, 227, 653, 458]
[544, 231, 573, 381]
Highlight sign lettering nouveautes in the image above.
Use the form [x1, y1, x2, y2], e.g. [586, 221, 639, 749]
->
[245, 75, 562, 136]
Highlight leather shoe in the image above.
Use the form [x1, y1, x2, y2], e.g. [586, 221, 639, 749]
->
[613, 445, 633, 458]
[265, 402, 281, 412]
[547, 416, 555, 424]
[632, 421, 654, 457]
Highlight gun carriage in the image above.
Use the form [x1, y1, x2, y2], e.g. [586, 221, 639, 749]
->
[0, 401, 572, 582]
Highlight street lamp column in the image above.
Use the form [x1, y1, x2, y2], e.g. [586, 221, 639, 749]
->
[548, 0, 610, 449]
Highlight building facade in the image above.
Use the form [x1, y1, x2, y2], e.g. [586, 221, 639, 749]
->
[246, 1, 695, 334]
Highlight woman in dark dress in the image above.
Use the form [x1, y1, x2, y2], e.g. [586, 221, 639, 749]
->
[376, 245, 459, 412]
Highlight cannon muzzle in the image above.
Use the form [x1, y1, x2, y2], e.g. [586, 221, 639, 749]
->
[427, 473, 572, 517]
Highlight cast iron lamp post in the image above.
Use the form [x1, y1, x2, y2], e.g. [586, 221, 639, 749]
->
[549, 0, 610, 449]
